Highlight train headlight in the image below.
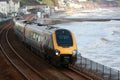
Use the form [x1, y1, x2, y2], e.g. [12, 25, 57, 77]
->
[56, 52, 59, 55]
[55, 50, 60, 56]
[72, 50, 77, 56]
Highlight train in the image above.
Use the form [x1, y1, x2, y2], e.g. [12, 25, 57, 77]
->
[13, 18, 77, 66]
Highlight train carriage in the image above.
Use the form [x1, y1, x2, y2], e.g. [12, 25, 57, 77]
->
[13, 20, 26, 41]
[14, 19, 77, 66]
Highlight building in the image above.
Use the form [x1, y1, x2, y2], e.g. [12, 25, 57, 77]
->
[9, 0, 20, 13]
[78, 0, 87, 2]
[26, 4, 51, 15]
[0, 0, 8, 15]
[0, 0, 20, 16]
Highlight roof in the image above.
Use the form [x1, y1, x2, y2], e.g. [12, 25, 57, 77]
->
[11, 0, 18, 3]
[26, 23, 59, 34]
[0, 0, 18, 3]
[0, 0, 8, 1]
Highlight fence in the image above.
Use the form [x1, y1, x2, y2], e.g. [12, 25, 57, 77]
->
[76, 55, 120, 80]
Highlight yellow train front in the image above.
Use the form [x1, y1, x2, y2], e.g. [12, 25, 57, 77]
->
[50, 29, 77, 66]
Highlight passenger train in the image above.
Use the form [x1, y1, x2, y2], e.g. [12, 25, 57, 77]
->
[13, 18, 77, 66]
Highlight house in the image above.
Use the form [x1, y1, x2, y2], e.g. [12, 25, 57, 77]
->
[0, 0, 8, 15]
[26, 4, 51, 15]
[9, 0, 20, 13]
[0, 0, 20, 16]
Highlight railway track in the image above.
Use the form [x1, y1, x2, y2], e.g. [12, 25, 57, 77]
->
[0, 20, 72, 80]
[7, 23, 94, 80]
[0, 15, 101, 80]
[0, 21, 45, 80]
[0, 21, 27, 80]
[7, 27, 73, 80]
[59, 67, 93, 80]
[8, 27, 95, 80]
[7, 26, 93, 80]
[68, 65, 102, 80]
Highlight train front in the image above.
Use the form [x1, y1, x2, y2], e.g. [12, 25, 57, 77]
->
[52, 29, 77, 65]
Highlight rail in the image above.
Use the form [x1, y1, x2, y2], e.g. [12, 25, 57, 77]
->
[0, 21, 45, 80]
[1, 18, 120, 80]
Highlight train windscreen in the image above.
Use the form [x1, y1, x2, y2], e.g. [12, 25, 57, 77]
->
[55, 29, 73, 47]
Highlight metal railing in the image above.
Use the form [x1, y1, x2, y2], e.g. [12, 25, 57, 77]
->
[76, 55, 120, 80]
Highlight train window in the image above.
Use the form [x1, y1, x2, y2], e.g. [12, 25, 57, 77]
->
[29, 32, 33, 38]
[35, 34, 38, 41]
[44, 36, 46, 40]
[56, 34, 73, 46]
[55, 29, 73, 46]
[38, 36, 41, 42]
[33, 33, 36, 39]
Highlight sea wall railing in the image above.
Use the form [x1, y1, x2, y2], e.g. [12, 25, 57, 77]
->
[76, 55, 120, 80]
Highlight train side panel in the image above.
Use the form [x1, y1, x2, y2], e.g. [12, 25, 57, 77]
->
[25, 26, 42, 51]
[13, 21, 26, 41]
[24, 26, 53, 55]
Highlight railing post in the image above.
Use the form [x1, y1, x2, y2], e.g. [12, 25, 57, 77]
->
[118, 71, 120, 80]
[85, 58, 87, 69]
[109, 68, 111, 80]
[80, 56, 82, 67]
[90, 60, 92, 71]
[103, 65, 104, 79]
[96, 63, 98, 73]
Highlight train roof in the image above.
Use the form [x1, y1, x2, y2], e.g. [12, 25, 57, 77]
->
[15, 19, 27, 27]
[15, 19, 72, 35]
[26, 23, 59, 34]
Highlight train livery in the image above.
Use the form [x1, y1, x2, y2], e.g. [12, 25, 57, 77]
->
[13, 18, 77, 66]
